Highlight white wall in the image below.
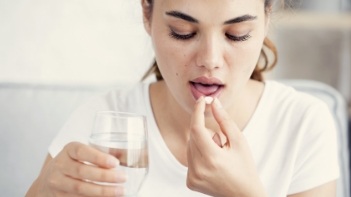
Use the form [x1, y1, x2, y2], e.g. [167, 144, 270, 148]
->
[0, 0, 154, 86]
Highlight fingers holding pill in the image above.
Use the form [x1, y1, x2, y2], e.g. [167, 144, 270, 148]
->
[204, 96, 214, 104]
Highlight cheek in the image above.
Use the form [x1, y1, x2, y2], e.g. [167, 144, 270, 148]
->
[152, 36, 190, 77]
[227, 44, 261, 75]
[245, 44, 262, 71]
[241, 36, 264, 69]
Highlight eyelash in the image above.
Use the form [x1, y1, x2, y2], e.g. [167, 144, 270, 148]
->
[169, 30, 251, 42]
[225, 33, 251, 42]
[169, 31, 196, 40]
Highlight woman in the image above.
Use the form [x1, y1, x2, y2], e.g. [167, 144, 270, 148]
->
[26, 0, 339, 196]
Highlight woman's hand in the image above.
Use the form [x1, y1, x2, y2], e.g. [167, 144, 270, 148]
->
[186, 97, 267, 197]
[27, 142, 126, 197]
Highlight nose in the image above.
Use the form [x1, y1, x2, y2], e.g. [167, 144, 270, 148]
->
[195, 34, 224, 70]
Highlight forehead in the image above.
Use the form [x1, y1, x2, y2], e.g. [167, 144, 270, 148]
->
[156, 0, 265, 21]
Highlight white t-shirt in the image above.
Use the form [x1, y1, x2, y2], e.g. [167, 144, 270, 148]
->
[49, 81, 339, 197]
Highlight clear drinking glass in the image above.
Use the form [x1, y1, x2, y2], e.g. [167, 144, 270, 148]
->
[89, 111, 148, 197]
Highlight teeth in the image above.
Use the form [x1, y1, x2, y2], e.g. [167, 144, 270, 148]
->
[205, 97, 214, 104]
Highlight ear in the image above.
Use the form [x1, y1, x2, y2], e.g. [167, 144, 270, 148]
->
[141, 0, 152, 36]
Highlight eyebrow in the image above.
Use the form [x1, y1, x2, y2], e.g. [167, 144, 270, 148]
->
[165, 11, 257, 24]
[166, 11, 198, 23]
[224, 14, 257, 24]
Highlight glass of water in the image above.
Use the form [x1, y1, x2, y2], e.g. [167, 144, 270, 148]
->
[89, 111, 148, 196]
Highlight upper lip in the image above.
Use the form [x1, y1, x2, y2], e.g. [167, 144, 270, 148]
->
[190, 76, 224, 85]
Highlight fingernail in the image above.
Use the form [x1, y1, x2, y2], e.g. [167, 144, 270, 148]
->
[204, 96, 214, 105]
[196, 96, 204, 103]
[108, 157, 119, 167]
[214, 98, 222, 109]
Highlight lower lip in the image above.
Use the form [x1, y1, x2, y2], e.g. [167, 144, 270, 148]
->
[190, 83, 224, 101]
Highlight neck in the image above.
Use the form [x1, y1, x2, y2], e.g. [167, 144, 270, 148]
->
[149, 80, 245, 141]
[148, 79, 264, 166]
[150, 81, 192, 142]
[149, 79, 264, 137]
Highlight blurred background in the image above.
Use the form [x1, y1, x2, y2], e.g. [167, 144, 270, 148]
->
[269, 0, 351, 117]
[0, 0, 154, 86]
[0, 0, 350, 196]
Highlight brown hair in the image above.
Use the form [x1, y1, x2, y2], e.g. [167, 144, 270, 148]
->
[141, 0, 278, 82]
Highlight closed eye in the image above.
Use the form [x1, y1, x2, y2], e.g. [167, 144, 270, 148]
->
[169, 29, 251, 42]
[169, 30, 196, 40]
[225, 33, 251, 42]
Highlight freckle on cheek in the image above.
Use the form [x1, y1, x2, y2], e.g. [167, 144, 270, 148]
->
[176, 73, 179, 76]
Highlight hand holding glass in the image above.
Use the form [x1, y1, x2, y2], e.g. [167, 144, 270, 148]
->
[89, 111, 148, 196]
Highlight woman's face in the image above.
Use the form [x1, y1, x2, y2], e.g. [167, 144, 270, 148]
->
[143, 0, 268, 112]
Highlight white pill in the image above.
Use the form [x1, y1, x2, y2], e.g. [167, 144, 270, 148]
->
[204, 96, 214, 104]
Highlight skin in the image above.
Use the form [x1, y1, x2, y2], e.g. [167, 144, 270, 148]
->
[26, 0, 337, 196]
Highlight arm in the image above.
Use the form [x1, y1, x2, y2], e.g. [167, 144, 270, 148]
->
[288, 181, 337, 197]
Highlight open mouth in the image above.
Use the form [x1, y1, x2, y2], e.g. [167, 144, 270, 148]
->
[190, 77, 224, 100]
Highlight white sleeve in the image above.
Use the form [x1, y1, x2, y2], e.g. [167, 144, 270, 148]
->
[288, 100, 340, 194]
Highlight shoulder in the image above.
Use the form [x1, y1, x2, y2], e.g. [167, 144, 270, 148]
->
[261, 81, 339, 194]
[261, 80, 335, 131]
[263, 80, 329, 112]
